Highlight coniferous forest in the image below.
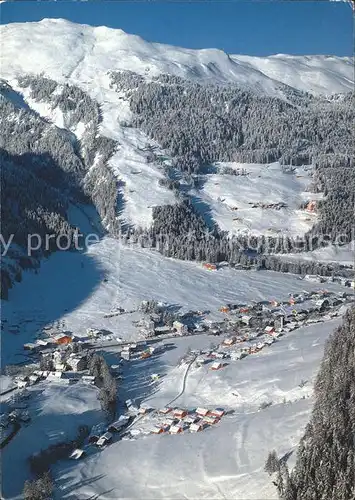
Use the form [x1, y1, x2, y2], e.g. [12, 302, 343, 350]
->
[267, 308, 355, 500]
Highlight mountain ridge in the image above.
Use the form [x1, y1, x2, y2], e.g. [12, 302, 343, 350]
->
[1, 18, 353, 96]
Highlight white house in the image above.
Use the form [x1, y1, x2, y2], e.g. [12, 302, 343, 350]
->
[69, 449, 85, 460]
[28, 374, 40, 385]
[223, 337, 236, 346]
[184, 414, 200, 424]
[210, 408, 224, 418]
[17, 379, 29, 389]
[241, 315, 252, 326]
[173, 321, 188, 335]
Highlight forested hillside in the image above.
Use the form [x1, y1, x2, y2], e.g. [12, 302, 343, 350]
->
[271, 308, 355, 500]
[0, 79, 120, 298]
[110, 71, 355, 246]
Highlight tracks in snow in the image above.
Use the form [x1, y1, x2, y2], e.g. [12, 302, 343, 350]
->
[166, 355, 197, 407]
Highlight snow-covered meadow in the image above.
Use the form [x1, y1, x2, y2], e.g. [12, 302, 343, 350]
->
[1, 235, 346, 366]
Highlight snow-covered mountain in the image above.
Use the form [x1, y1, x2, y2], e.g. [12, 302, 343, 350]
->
[1, 18, 353, 96]
[1, 18, 354, 500]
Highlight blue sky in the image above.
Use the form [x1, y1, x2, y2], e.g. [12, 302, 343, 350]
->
[1, 1, 353, 56]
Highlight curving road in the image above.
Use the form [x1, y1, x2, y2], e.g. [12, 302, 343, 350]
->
[166, 354, 197, 407]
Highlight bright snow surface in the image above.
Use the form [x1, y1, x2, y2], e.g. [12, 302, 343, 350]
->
[1, 232, 344, 498]
[198, 162, 320, 236]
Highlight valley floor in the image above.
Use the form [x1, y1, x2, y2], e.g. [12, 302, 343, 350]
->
[0, 236, 347, 499]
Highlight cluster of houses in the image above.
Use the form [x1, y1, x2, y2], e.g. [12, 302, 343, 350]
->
[149, 406, 225, 435]
[116, 405, 226, 439]
[174, 291, 355, 372]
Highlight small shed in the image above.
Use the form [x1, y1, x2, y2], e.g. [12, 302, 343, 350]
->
[82, 375, 96, 384]
[264, 326, 275, 335]
[69, 449, 85, 460]
[67, 357, 87, 372]
[210, 361, 223, 370]
[96, 432, 113, 447]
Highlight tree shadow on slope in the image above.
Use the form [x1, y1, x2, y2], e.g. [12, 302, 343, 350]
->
[1, 244, 104, 367]
[1, 401, 103, 498]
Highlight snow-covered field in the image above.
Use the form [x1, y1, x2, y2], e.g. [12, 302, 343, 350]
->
[279, 242, 355, 267]
[198, 162, 319, 236]
[52, 318, 341, 500]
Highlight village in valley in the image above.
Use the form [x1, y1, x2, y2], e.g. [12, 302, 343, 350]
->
[1, 266, 354, 462]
